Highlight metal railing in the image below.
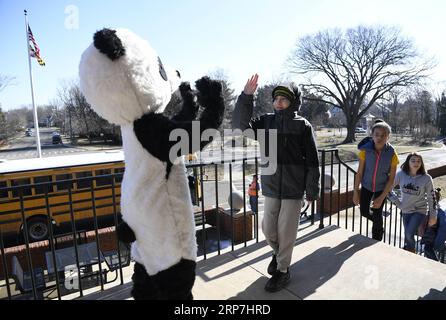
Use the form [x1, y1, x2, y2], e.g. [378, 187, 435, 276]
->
[187, 156, 261, 259]
[316, 149, 445, 263]
[1, 150, 444, 300]
[0, 173, 127, 300]
[0, 157, 263, 300]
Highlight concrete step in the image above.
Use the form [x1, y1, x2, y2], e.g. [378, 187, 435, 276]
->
[78, 223, 446, 300]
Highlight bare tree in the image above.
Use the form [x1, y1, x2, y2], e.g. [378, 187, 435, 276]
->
[0, 75, 16, 140]
[58, 81, 121, 144]
[287, 25, 433, 142]
[0, 107, 7, 142]
[254, 83, 276, 118]
[47, 99, 64, 129]
[72, 85, 92, 140]
[300, 87, 330, 124]
[401, 100, 418, 134]
[0, 75, 16, 93]
[4, 107, 28, 137]
[59, 83, 91, 139]
[58, 82, 77, 141]
[207, 69, 236, 131]
[385, 88, 403, 134]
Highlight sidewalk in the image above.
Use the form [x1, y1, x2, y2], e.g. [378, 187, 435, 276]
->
[80, 223, 446, 300]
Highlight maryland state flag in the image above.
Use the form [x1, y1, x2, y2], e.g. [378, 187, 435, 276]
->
[27, 25, 45, 66]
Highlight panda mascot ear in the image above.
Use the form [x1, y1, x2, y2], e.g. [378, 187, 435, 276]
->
[93, 28, 126, 61]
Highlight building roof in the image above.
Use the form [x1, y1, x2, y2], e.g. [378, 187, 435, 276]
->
[0, 150, 124, 174]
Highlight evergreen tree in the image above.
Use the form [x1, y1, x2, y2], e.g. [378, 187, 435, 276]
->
[0, 106, 7, 142]
[418, 90, 434, 125]
[300, 88, 330, 124]
[437, 92, 446, 136]
[253, 84, 276, 118]
[207, 70, 236, 132]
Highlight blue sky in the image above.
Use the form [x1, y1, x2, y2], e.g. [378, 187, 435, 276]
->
[1, 0, 445, 111]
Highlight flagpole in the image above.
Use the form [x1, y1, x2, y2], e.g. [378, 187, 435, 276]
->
[24, 9, 42, 158]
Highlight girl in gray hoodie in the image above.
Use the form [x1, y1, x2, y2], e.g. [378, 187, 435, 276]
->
[388, 153, 438, 253]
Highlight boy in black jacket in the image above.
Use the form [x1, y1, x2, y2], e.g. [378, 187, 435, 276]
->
[232, 74, 320, 292]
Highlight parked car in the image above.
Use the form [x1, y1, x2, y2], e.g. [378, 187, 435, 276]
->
[52, 133, 62, 144]
[25, 128, 33, 136]
[355, 127, 367, 134]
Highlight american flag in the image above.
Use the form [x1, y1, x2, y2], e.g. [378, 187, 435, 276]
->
[27, 25, 45, 66]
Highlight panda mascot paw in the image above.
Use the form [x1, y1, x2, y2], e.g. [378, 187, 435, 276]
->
[79, 28, 225, 300]
[117, 221, 136, 244]
[178, 82, 195, 105]
[196, 76, 222, 102]
[172, 82, 199, 122]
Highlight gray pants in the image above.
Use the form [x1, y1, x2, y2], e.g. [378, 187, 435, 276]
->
[262, 196, 302, 273]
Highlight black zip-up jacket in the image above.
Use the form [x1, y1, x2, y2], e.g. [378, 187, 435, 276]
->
[232, 92, 320, 200]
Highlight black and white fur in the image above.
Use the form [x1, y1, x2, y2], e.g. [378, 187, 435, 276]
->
[79, 28, 224, 300]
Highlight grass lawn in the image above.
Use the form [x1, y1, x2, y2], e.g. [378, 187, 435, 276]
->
[434, 175, 446, 198]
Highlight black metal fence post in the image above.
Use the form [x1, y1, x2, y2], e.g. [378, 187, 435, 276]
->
[229, 163, 234, 251]
[110, 174, 125, 284]
[0, 224, 12, 300]
[214, 164, 221, 255]
[44, 181, 62, 300]
[18, 189, 39, 300]
[199, 165, 207, 259]
[319, 150, 326, 229]
[67, 184, 83, 296]
[242, 159, 247, 246]
[90, 176, 104, 291]
[254, 156, 259, 242]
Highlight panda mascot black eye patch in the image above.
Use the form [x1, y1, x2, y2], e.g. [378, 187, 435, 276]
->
[79, 28, 225, 300]
[158, 57, 168, 81]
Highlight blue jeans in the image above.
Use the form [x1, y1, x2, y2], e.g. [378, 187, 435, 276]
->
[424, 208, 446, 261]
[402, 212, 426, 251]
[249, 196, 258, 214]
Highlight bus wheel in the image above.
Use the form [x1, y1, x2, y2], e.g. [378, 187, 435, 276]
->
[26, 217, 50, 242]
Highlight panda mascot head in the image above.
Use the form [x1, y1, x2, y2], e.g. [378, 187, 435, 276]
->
[79, 28, 225, 300]
[79, 28, 180, 124]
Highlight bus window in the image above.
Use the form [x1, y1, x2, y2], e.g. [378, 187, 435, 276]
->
[56, 174, 74, 191]
[95, 169, 112, 186]
[11, 178, 32, 198]
[34, 175, 53, 195]
[0, 181, 8, 199]
[114, 168, 125, 184]
[75, 171, 93, 189]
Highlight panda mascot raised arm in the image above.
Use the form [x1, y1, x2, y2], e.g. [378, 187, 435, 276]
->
[79, 28, 225, 300]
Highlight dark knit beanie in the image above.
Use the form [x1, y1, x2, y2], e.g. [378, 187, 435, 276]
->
[272, 86, 295, 103]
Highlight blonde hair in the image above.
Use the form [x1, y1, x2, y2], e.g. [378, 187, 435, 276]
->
[372, 121, 391, 135]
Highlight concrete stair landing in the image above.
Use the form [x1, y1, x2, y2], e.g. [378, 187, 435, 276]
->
[81, 224, 446, 300]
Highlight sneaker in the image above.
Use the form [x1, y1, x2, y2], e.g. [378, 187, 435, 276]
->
[267, 255, 277, 275]
[265, 269, 290, 293]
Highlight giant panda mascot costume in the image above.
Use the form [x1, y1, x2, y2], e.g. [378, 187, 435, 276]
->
[79, 28, 225, 300]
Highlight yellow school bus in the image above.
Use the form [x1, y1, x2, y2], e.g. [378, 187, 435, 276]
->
[0, 151, 125, 242]
[185, 153, 203, 206]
